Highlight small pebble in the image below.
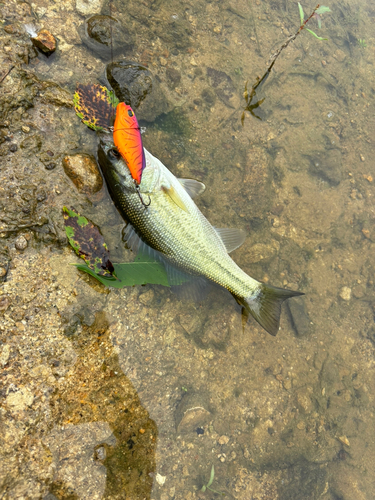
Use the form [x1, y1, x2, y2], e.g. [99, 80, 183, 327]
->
[339, 286, 351, 301]
[21, 125, 30, 133]
[218, 435, 229, 445]
[360, 154, 365, 162]
[9, 144, 17, 152]
[362, 229, 370, 239]
[95, 446, 106, 460]
[15, 235, 28, 251]
[32, 29, 56, 55]
[0, 296, 10, 311]
[45, 162, 56, 170]
[338, 435, 350, 446]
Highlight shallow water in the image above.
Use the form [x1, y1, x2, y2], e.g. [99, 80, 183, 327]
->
[1, 0, 375, 498]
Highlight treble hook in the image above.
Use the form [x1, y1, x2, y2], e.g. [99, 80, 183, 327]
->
[134, 180, 151, 208]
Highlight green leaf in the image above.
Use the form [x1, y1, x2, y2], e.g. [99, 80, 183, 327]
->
[316, 6, 331, 15]
[305, 28, 327, 40]
[207, 465, 215, 488]
[298, 2, 304, 25]
[74, 260, 170, 288]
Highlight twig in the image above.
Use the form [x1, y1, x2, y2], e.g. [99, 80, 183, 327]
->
[242, 4, 320, 123]
[0, 65, 15, 84]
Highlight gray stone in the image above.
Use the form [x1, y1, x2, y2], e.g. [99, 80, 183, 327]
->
[76, 0, 104, 16]
[106, 61, 173, 122]
[79, 15, 134, 59]
[15, 235, 28, 251]
[308, 149, 342, 186]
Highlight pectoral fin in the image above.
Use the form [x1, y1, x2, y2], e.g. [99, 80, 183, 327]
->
[178, 178, 206, 198]
[162, 185, 189, 213]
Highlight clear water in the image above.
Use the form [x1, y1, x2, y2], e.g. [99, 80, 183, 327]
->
[1, 0, 375, 498]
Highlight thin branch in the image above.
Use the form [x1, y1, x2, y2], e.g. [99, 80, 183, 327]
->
[242, 4, 320, 122]
[0, 65, 15, 84]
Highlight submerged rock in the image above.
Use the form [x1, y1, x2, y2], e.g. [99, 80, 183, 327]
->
[62, 154, 103, 195]
[107, 61, 173, 122]
[79, 15, 134, 59]
[174, 392, 211, 433]
[76, 0, 104, 16]
[165, 67, 181, 89]
[207, 67, 236, 108]
[308, 149, 342, 186]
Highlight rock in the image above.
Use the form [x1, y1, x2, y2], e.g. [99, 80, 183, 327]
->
[106, 61, 173, 122]
[0, 265, 8, 280]
[76, 0, 104, 16]
[95, 446, 106, 460]
[6, 387, 34, 411]
[165, 67, 181, 89]
[138, 289, 154, 305]
[207, 67, 236, 108]
[333, 49, 346, 62]
[0, 344, 10, 367]
[62, 154, 103, 195]
[31, 29, 56, 55]
[218, 435, 229, 445]
[0, 296, 10, 312]
[15, 235, 28, 251]
[308, 149, 342, 186]
[287, 296, 311, 337]
[175, 392, 211, 433]
[9, 144, 17, 152]
[339, 286, 351, 301]
[201, 88, 216, 106]
[79, 15, 134, 59]
[245, 241, 279, 264]
[153, 18, 192, 50]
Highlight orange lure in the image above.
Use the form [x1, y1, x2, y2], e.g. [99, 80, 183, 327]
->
[113, 102, 146, 185]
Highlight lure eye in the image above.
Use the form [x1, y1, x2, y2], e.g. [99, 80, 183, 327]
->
[108, 149, 121, 159]
[127, 109, 134, 117]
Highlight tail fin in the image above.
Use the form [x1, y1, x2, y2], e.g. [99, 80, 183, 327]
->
[239, 285, 304, 336]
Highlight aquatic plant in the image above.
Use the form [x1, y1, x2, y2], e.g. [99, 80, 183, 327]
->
[201, 465, 224, 495]
[357, 39, 367, 48]
[242, 4, 331, 123]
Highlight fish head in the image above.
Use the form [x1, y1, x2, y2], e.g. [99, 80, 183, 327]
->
[98, 134, 134, 190]
[114, 102, 140, 130]
[98, 135, 160, 193]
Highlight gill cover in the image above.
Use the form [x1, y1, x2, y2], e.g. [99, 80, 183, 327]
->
[113, 102, 146, 184]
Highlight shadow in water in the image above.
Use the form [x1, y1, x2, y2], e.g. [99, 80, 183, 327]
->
[46, 311, 157, 499]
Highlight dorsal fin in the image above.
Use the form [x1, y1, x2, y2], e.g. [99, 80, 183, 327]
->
[214, 228, 246, 253]
[178, 179, 206, 199]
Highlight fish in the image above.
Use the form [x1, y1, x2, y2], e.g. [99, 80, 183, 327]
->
[97, 135, 303, 336]
[113, 102, 145, 185]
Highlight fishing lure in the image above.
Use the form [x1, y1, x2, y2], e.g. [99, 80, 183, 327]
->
[113, 102, 145, 184]
[112, 102, 150, 207]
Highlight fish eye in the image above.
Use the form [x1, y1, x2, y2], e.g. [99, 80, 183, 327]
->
[127, 109, 134, 117]
[109, 149, 121, 159]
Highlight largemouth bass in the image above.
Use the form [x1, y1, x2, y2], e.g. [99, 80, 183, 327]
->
[98, 135, 303, 335]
